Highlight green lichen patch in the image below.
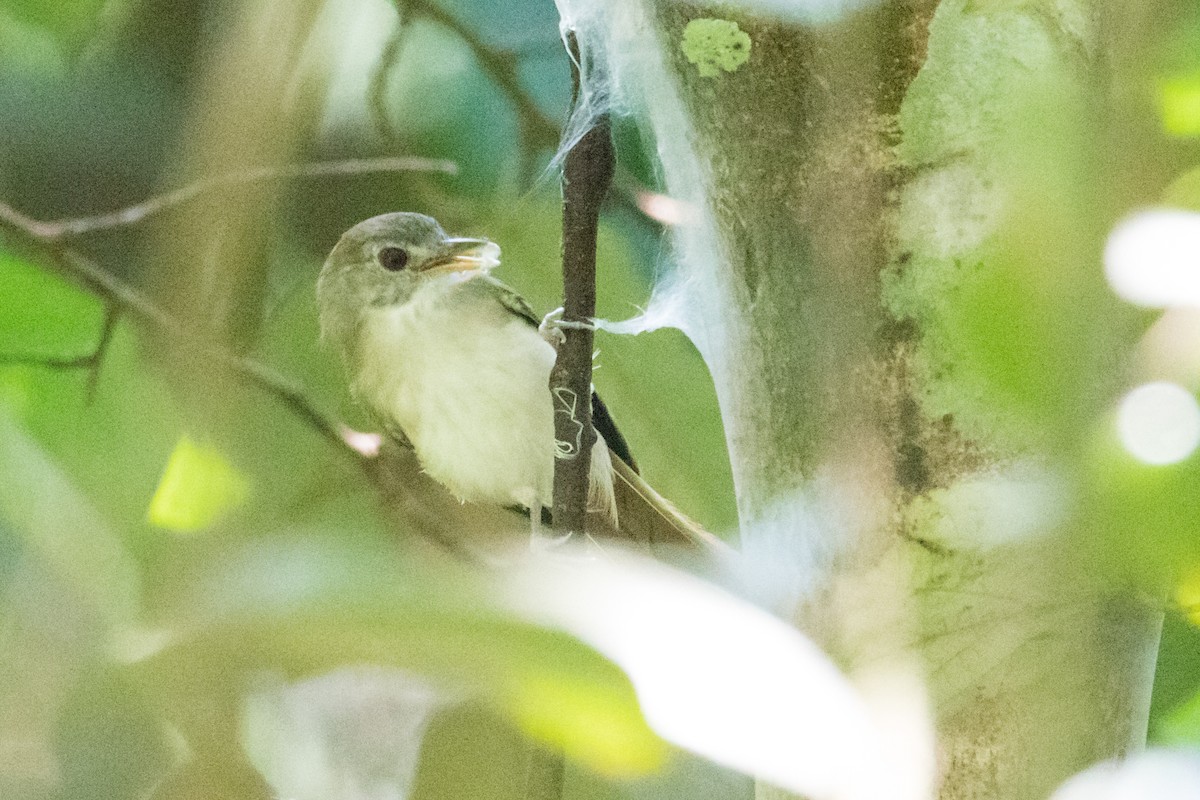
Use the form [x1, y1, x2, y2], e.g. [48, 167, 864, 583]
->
[681, 18, 751, 78]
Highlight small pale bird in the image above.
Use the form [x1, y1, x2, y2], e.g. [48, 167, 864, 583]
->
[317, 212, 721, 551]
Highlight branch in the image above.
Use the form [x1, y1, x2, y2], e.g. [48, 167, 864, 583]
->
[20, 157, 456, 239]
[2, 303, 124, 402]
[0, 197, 480, 562]
[549, 31, 613, 538]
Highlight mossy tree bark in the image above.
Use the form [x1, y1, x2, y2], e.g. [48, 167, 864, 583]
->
[572, 1, 1166, 797]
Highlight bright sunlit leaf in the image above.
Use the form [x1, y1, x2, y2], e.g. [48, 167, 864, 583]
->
[129, 534, 667, 778]
[1161, 77, 1200, 137]
[1157, 686, 1200, 745]
[503, 552, 935, 800]
[147, 434, 250, 532]
[1051, 749, 1200, 800]
[1105, 210, 1200, 308]
[1177, 567, 1200, 627]
[1117, 382, 1200, 466]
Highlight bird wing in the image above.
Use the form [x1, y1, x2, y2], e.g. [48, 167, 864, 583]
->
[474, 275, 731, 559]
[476, 274, 541, 327]
[473, 274, 638, 472]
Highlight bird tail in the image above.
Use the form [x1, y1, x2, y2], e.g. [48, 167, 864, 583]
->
[604, 450, 734, 557]
[587, 432, 619, 526]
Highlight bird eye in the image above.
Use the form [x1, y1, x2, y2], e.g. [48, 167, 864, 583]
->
[377, 247, 409, 272]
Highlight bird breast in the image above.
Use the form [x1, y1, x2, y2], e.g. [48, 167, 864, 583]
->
[355, 275, 558, 509]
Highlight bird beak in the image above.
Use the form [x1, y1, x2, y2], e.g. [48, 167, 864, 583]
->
[422, 238, 501, 272]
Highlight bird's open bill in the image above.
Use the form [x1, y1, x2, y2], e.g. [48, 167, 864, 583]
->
[422, 238, 501, 272]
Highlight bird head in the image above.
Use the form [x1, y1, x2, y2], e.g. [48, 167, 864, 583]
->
[316, 212, 500, 352]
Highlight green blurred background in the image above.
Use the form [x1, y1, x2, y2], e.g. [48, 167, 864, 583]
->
[0, 0, 742, 797]
[2, 0, 1200, 799]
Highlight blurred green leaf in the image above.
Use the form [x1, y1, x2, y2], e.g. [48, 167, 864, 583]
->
[1177, 567, 1200, 627]
[0, 409, 139, 626]
[1157, 8, 1200, 139]
[1162, 166, 1200, 210]
[0, 317, 189, 546]
[55, 670, 175, 800]
[1157, 687, 1200, 745]
[0, 249, 104, 358]
[0, 10, 66, 75]
[0, 0, 105, 52]
[1085, 431, 1200, 583]
[1160, 76, 1200, 137]
[131, 533, 666, 777]
[147, 434, 250, 532]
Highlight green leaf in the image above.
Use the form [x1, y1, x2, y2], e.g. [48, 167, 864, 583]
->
[147, 434, 250, 532]
[130, 534, 666, 777]
[1157, 687, 1200, 745]
[55, 671, 175, 800]
[0, 10, 66, 75]
[1160, 76, 1200, 137]
[0, 250, 104, 359]
[1162, 166, 1200, 210]
[0, 409, 139, 627]
[1085, 432, 1200, 583]
[1, 0, 106, 52]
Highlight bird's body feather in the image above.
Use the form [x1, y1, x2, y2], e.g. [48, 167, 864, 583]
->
[352, 270, 616, 522]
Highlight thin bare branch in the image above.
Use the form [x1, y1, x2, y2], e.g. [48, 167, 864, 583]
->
[3, 303, 125, 402]
[26, 157, 457, 239]
[85, 305, 120, 401]
[0, 352, 99, 370]
[549, 31, 613, 538]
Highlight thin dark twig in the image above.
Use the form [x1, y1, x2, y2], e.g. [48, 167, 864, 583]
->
[85, 305, 120, 401]
[527, 30, 614, 800]
[0, 302, 116, 376]
[25, 157, 457, 239]
[0, 351, 100, 370]
[549, 31, 613, 538]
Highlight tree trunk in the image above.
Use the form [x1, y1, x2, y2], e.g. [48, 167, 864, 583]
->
[562, 0, 1164, 797]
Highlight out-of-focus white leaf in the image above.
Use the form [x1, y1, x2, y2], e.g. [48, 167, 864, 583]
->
[243, 667, 444, 800]
[502, 551, 935, 800]
[1050, 750, 1200, 800]
[1105, 210, 1200, 309]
